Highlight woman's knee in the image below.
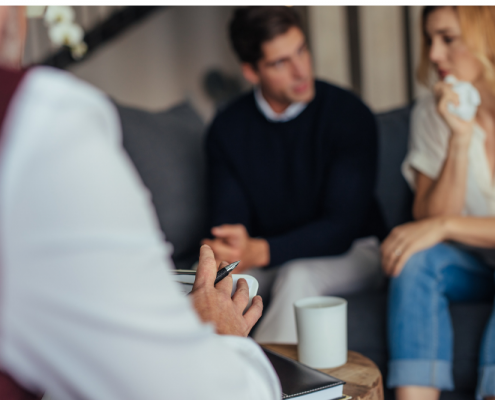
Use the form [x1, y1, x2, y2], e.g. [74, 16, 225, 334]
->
[391, 244, 449, 293]
[398, 244, 450, 279]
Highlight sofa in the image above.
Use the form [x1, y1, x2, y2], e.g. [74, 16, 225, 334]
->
[116, 101, 493, 400]
[117, 102, 208, 270]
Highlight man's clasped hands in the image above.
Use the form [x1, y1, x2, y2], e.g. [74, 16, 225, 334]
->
[202, 224, 271, 273]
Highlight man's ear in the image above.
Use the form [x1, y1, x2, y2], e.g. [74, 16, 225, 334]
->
[241, 63, 260, 86]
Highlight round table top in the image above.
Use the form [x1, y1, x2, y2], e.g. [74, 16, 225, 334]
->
[262, 344, 384, 400]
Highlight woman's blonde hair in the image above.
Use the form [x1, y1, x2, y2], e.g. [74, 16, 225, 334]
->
[417, 6, 495, 91]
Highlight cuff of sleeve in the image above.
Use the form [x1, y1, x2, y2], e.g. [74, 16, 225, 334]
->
[402, 151, 443, 190]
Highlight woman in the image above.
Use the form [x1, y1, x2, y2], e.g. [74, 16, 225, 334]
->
[381, 6, 495, 400]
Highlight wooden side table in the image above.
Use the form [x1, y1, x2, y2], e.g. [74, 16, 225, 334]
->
[263, 344, 384, 400]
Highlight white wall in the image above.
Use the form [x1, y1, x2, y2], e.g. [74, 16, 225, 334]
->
[309, 6, 350, 89]
[309, 6, 429, 112]
[25, 6, 431, 119]
[409, 5, 431, 99]
[360, 6, 407, 112]
[67, 7, 241, 121]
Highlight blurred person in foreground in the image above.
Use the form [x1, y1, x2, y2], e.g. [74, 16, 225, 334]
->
[0, 6, 280, 400]
[202, 6, 385, 344]
[381, 6, 495, 400]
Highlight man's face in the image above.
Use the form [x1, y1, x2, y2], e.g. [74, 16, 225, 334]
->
[244, 26, 314, 108]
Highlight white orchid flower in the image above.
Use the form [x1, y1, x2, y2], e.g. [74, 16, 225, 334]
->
[44, 6, 75, 25]
[29, 6, 88, 60]
[48, 22, 84, 47]
[71, 42, 88, 59]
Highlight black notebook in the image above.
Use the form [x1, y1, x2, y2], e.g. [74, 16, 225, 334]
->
[263, 348, 345, 400]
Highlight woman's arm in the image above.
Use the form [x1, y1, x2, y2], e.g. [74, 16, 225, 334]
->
[413, 81, 475, 220]
[413, 133, 470, 219]
[382, 215, 495, 276]
[445, 216, 495, 247]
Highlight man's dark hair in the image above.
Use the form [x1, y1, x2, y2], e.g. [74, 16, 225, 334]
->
[229, 6, 303, 66]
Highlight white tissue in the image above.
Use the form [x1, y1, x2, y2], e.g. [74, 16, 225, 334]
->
[444, 75, 480, 121]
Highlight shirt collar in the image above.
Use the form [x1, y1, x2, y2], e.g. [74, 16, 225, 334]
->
[254, 86, 308, 122]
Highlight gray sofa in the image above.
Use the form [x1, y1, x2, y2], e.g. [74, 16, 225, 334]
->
[117, 102, 207, 270]
[116, 101, 493, 400]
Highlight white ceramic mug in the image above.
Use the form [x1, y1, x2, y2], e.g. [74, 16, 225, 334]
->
[294, 296, 347, 369]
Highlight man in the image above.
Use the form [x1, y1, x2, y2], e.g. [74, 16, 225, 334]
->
[203, 6, 385, 344]
[0, 6, 280, 400]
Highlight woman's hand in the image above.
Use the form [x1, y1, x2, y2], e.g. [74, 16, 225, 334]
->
[434, 81, 475, 140]
[381, 217, 448, 277]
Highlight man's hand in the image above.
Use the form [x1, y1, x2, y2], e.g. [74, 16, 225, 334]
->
[201, 224, 270, 273]
[190, 244, 263, 336]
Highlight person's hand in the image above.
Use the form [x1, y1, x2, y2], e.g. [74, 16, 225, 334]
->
[381, 217, 448, 277]
[201, 224, 270, 272]
[190, 244, 263, 336]
[434, 80, 475, 140]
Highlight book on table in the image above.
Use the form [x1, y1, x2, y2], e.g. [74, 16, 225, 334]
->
[263, 348, 346, 400]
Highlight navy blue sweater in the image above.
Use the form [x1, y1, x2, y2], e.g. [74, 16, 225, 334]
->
[206, 80, 384, 267]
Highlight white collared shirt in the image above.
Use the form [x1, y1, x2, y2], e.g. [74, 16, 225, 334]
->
[254, 86, 307, 122]
[0, 66, 281, 400]
[402, 93, 495, 216]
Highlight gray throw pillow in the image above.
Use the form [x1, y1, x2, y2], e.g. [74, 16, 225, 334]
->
[116, 102, 207, 270]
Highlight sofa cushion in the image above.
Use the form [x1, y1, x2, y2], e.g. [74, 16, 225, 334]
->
[451, 302, 492, 390]
[347, 291, 388, 374]
[375, 106, 414, 233]
[117, 102, 206, 270]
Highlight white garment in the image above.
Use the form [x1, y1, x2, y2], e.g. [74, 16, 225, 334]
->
[249, 237, 383, 344]
[402, 93, 495, 216]
[254, 86, 307, 122]
[0, 67, 281, 400]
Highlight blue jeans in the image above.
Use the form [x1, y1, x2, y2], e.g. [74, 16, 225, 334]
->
[387, 243, 495, 399]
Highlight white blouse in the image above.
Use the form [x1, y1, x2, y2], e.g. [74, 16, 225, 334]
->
[0, 67, 280, 400]
[402, 93, 495, 216]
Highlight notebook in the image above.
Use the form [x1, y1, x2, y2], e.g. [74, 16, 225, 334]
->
[263, 348, 345, 400]
[171, 270, 259, 313]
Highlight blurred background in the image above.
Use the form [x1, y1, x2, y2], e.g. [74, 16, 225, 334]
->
[23, 6, 429, 121]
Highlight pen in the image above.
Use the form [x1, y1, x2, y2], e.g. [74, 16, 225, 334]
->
[185, 260, 240, 295]
[214, 260, 240, 285]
